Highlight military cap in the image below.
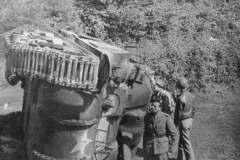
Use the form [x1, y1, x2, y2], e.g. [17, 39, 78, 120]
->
[176, 77, 189, 90]
[151, 97, 161, 103]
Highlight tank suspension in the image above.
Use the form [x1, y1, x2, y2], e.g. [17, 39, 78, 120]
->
[4, 29, 100, 91]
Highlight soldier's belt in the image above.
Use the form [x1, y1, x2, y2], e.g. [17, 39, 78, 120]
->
[181, 116, 192, 121]
[4, 29, 100, 91]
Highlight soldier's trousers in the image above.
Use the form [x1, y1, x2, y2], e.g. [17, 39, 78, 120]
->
[144, 153, 168, 160]
[177, 118, 195, 160]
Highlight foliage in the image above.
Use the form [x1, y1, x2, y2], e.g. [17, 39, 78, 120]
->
[0, 0, 83, 32]
[0, 0, 240, 91]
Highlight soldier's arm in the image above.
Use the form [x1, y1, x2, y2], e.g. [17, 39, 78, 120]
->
[179, 95, 186, 111]
[166, 115, 179, 156]
[174, 97, 185, 126]
[174, 100, 180, 126]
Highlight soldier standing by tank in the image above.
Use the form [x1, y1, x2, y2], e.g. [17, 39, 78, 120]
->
[174, 77, 195, 160]
[143, 100, 179, 160]
[151, 78, 175, 119]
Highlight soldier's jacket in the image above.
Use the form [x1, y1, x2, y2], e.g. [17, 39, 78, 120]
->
[151, 89, 175, 116]
[143, 111, 179, 155]
[174, 90, 195, 125]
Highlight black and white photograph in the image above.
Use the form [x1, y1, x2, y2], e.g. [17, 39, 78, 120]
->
[0, 0, 240, 160]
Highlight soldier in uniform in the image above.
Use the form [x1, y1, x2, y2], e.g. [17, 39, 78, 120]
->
[143, 100, 179, 160]
[174, 77, 195, 160]
[151, 79, 175, 119]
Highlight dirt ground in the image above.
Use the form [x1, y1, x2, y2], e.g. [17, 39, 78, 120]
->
[1, 56, 240, 160]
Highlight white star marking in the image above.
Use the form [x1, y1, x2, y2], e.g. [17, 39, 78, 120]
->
[70, 130, 93, 155]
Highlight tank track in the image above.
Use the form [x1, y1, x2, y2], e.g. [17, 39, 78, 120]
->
[4, 27, 100, 91]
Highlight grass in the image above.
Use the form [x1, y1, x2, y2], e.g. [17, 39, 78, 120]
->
[192, 103, 240, 160]
[191, 85, 240, 160]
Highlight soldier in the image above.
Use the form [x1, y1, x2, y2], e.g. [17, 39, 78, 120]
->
[151, 78, 175, 119]
[143, 100, 179, 160]
[174, 77, 195, 160]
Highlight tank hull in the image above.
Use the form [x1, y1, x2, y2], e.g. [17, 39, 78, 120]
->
[3, 28, 153, 160]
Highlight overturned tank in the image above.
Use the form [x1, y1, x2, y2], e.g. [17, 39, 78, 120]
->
[3, 28, 154, 160]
